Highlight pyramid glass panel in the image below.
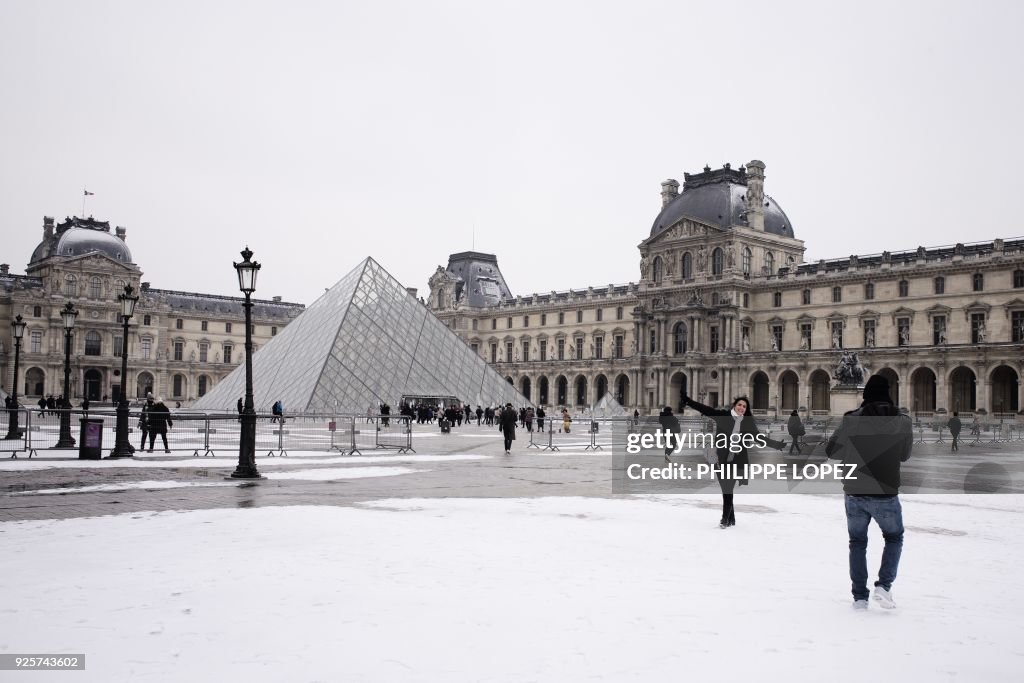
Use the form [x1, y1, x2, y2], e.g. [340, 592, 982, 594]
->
[193, 257, 529, 415]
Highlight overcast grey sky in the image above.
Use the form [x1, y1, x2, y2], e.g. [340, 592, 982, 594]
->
[1, 0, 1021, 305]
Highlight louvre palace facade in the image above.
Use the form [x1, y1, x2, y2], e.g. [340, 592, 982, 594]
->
[0, 216, 303, 407]
[428, 161, 1024, 417]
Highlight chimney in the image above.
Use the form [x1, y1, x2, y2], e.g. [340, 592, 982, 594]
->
[661, 179, 679, 207]
[744, 160, 766, 231]
[43, 216, 54, 240]
[115, 226, 127, 242]
[406, 287, 418, 298]
[0, 264, 9, 275]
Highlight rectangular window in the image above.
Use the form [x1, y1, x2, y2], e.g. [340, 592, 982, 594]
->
[616, 306, 624, 321]
[614, 335, 624, 359]
[176, 319, 183, 330]
[507, 317, 512, 329]
[1014, 270, 1024, 288]
[491, 318, 497, 330]
[576, 310, 583, 324]
[973, 274, 984, 292]
[832, 287, 842, 303]
[471, 342, 479, 356]
[471, 319, 478, 331]
[142, 338, 152, 359]
[174, 341, 183, 361]
[743, 293, 749, 308]
[506, 341, 513, 362]
[201, 320, 208, 332]
[173, 375, 183, 398]
[596, 309, 603, 322]
[84, 333, 101, 356]
[934, 277, 945, 295]
[31, 330, 42, 353]
[490, 343, 497, 363]
[223, 345, 232, 364]
[773, 292, 782, 307]
[558, 312, 565, 325]
[771, 325, 783, 351]
[897, 318, 910, 347]
[865, 283, 874, 300]
[595, 337, 604, 359]
[863, 320, 876, 348]
[933, 316, 947, 345]
[540, 340, 547, 361]
[271, 326, 277, 336]
[971, 313, 987, 343]
[898, 280, 909, 297]
[800, 323, 812, 350]
[200, 343, 208, 363]
[710, 326, 720, 353]
[522, 341, 530, 362]
[1012, 311, 1024, 343]
[802, 289, 811, 305]
[90, 279, 101, 299]
[226, 322, 233, 333]
[541, 313, 547, 326]
[649, 329, 656, 354]
[557, 338, 565, 360]
[143, 315, 151, 326]
[575, 337, 584, 360]
[114, 335, 122, 357]
[523, 316, 529, 327]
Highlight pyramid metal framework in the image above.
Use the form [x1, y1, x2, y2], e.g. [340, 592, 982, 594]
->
[193, 258, 528, 414]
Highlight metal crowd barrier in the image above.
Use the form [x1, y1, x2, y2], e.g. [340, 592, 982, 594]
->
[0, 408, 418, 459]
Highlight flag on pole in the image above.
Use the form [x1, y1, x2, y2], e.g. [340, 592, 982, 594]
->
[84, 190, 94, 196]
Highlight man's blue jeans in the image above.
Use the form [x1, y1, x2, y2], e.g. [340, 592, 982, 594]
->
[845, 494, 904, 601]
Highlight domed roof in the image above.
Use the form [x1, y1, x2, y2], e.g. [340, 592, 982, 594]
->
[650, 165, 794, 239]
[30, 217, 133, 265]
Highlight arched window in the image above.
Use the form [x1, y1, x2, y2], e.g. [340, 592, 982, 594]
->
[90, 277, 102, 299]
[64, 275, 77, 297]
[653, 256, 664, 284]
[712, 248, 724, 276]
[673, 322, 688, 355]
[84, 331, 102, 356]
[681, 252, 692, 279]
[742, 248, 752, 275]
[764, 252, 775, 275]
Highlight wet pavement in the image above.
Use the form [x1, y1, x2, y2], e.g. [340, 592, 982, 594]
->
[1, 422, 1021, 521]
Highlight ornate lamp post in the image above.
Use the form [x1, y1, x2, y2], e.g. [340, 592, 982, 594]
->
[4, 315, 27, 440]
[108, 285, 139, 458]
[55, 302, 78, 448]
[231, 247, 263, 479]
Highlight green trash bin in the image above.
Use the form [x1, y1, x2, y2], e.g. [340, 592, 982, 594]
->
[79, 418, 103, 460]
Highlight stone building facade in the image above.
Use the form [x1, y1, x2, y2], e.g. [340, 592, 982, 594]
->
[429, 161, 1024, 417]
[0, 216, 304, 407]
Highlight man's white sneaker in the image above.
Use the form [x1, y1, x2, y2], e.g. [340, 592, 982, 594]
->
[873, 586, 896, 609]
[852, 599, 869, 610]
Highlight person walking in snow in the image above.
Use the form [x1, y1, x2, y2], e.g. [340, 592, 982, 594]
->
[826, 375, 913, 610]
[499, 402, 517, 454]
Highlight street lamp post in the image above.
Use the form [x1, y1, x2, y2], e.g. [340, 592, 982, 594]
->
[231, 247, 263, 479]
[55, 302, 78, 448]
[4, 315, 27, 440]
[108, 285, 139, 458]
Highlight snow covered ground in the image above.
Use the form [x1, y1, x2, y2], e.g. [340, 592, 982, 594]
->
[2, 492, 1022, 682]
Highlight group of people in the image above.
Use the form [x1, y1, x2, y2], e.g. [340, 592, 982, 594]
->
[35, 395, 71, 416]
[656, 375, 912, 610]
[137, 395, 173, 453]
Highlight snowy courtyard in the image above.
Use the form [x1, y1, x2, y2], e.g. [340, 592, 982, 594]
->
[1, 434, 1022, 682]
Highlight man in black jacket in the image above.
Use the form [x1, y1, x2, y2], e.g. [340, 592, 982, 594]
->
[147, 397, 173, 453]
[499, 403, 517, 455]
[947, 412, 962, 452]
[826, 375, 913, 610]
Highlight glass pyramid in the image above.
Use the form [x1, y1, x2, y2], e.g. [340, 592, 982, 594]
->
[193, 257, 528, 414]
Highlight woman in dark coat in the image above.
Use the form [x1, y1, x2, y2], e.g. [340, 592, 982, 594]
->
[499, 403, 517, 455]
[787, 410, 805, 454]
[682, 394, 786, 529]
